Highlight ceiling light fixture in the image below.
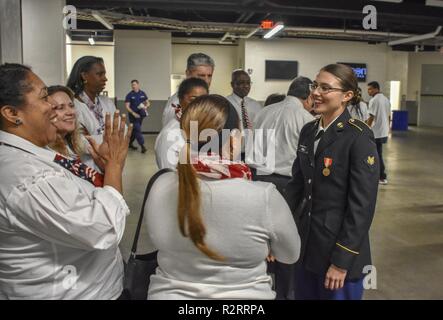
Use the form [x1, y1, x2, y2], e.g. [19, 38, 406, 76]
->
[264, 22, 285, 39]
[425, 0, 443, 7]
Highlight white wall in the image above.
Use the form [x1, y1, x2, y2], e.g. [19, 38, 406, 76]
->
[66, 40, 115, 98]
[172, 43, 240, 96]
[114, 30, 171, 101]
[0, 0, 23, 63]
[386, 51, 409, 98]
[21, 0, 66, 86]
[407, 52, 443, 101]
[244, 38, 391, 102]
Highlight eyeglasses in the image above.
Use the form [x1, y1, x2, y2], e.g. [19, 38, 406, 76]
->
[310, 83, 344, 94]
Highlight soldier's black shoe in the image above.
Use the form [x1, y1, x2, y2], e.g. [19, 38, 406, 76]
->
[129, 144, 137, 150]
[141, 145, 147, 154]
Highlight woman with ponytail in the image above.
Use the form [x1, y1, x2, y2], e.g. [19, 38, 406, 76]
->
[347, 87, 370, 122]
[144, 94, 300, 299]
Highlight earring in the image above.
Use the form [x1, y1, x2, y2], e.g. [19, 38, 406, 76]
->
[15, 119, 22, 125]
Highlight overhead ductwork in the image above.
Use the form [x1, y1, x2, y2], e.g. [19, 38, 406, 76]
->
[75, 9, 443, 47]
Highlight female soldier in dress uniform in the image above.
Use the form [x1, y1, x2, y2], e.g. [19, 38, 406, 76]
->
[285, 64, 379, 300]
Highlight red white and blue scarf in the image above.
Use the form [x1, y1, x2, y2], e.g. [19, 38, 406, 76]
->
[54, 154, 104, 187]
[191, 153, 252, 181]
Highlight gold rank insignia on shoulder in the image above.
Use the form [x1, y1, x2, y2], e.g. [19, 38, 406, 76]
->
[367, 156, 375, 165]
[348, 119, 363, 131]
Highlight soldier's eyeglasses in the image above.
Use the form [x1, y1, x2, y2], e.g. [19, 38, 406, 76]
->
[310, 83, 344, 94]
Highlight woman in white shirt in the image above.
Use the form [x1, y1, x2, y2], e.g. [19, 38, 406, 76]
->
[145, 94, 300, 300]
[66, 56, 118, 170]
[155, 77, 208, 170]
[0, 63, 133, 299]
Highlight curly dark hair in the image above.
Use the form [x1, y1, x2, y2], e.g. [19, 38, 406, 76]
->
[0, 63, 33, 128]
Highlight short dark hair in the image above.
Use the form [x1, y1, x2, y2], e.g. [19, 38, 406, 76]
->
[231, 69, 249, 82]
[48, 85, 75, 101]
[264, 93, 286, 107]
[131, 79, 139, 84]
[178, 77, 209, 102]
[0, 63, 33, 129]
[66, 56, 104, 96]
[287, 76, 312, 100]
[368, 81, 380, 90]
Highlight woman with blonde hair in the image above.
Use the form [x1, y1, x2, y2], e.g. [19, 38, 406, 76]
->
[48, 85, 105, 184]
[144, 94, 300, 299]
[48, 86, 84, 156]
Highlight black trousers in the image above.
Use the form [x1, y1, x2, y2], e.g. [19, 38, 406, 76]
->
[252, 170, 295, 300]
[375, 137, 388, 180]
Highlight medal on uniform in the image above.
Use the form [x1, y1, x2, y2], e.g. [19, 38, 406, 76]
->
[323, 157, 333, 176]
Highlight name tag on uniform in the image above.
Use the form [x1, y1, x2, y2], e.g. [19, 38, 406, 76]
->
[299, 145, 308, 154]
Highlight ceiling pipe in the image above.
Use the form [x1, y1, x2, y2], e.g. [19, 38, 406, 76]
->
[388, 25, 442, 46]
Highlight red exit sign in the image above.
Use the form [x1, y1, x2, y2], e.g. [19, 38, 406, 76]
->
[260, 20, 274, 29]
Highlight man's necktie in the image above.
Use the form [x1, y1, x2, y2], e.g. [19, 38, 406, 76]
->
[241, 99, 252, 130]
[315, 130, 324, 141]
[54, 154, 104, 187]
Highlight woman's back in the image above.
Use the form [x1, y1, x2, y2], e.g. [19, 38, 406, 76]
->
[145, 172, 299, 299]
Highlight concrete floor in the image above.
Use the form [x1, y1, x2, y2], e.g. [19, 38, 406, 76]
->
[119, 126, 443, 299]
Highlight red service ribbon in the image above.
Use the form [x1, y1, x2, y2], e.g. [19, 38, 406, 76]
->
[324, 157, 333, 168]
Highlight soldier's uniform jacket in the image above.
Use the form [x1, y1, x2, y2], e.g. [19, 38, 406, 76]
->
[284, 109, 379, 280]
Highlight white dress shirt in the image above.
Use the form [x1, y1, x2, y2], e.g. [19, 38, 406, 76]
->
[314, 114, 341, 154]
[74, 94, 118, 171]
[0, 131, 129, 300]
[369, 93, 391, 139]
[154, 118, 185, 170]
[251, 96, 315, 177]
[144, 172, 300, 300]
[226, 93, 263, 131]
[162, 93, 179, 128]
